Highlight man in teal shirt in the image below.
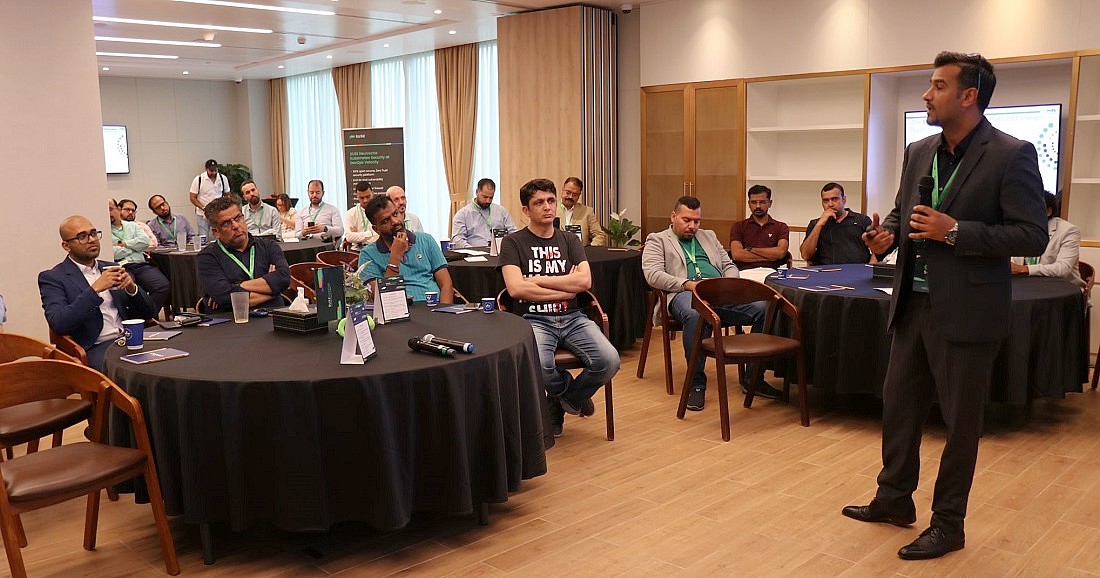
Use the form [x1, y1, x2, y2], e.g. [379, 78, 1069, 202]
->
[358, 195, 454, 303]
[110, 198, 170, 312]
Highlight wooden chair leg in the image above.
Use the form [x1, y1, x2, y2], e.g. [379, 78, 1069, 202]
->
[677, 335, 705, 418]
[604, 379, 615, 441]
[797, 352, 810, 427]
[25, 439, 39, 454]
[51, 431, 63, 448]
[14, 515, 26, 548]
[3, 447, 11, 460]
[0, 511, 28, 578]
[83, 489, 102, 551]
[143, 465, 181, 575]
[107, 487, 119, 502]
[637, 317, 653, 379]
[662, 328, 675, 396]
[1092, 340, 1099, 390]
[743, 362, 766, 408]
[715, 355, 731, 442]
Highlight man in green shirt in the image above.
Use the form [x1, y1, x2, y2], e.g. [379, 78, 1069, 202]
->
[641, 196, 773, 411]
[109, 198, 170, 313]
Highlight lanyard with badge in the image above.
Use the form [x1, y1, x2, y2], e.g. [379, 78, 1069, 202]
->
[309, 202, 324, 223]
[217, 240, 255, 279]
[684, 238, 702, 280]
[158, 216, 176, 240]
[479, 205, 493, 232]
[930, 153, 960, 210]
[249, 205, 267, 231]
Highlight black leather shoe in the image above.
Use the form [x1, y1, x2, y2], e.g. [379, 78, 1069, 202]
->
[897, 526, 964, 560]
[841, 499, 916, 526]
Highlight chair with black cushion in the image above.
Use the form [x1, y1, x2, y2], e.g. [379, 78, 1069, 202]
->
[496, 289, 615, 441]
[0, 334, 87, 460]
[1079, 261, 1096, 389]
[0, 359, 179, 577]
[637, 287, 683, 396]
[317, 250, 359, 271]
[675, 277, 809, 441]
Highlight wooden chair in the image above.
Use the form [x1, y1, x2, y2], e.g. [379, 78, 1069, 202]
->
[1079, 261, 1097, 390]
[0, 360, 179, 577]
[675, 278, 809, 441]
[0, 334, 87, 460]
[48, 329, 88, 367]
[317, 250, 359, 270]
[637, 287, 683, 395]
[286, 261, 327, 302]
[497, 290, 615, 441]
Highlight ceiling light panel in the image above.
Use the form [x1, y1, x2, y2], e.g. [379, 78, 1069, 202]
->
[96, 51, 180, 59]
[93, 16, 273, 34]
[96, 35, 222, 47]
[171, 0, 336, 17]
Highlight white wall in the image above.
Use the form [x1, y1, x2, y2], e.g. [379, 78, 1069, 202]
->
[99, 76, 249, 226]
[0, 0, 107, 339]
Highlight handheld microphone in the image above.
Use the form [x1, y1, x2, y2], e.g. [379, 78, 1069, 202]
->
[408, 337, 456, 358]
[423, 333, 474, 354]
[918, 175, 934, 207]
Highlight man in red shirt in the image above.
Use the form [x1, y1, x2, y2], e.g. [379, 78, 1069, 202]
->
[728, 185, 790, 270]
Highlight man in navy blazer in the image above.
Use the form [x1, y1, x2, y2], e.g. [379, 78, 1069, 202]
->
[842, 52, 1047, 560]
[39, 215, 155, 371]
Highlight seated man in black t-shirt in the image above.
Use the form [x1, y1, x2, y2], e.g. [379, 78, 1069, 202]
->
[499, 179, 621, 438]
[197, 196, 291, 311]
[799, 182, 872, 265]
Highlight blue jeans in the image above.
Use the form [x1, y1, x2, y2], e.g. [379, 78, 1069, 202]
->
[667, 290, 767, 390]
[525, 310, 621, 405]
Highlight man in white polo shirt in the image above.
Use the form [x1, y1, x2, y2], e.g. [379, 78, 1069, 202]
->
[189, 158, 231, 238]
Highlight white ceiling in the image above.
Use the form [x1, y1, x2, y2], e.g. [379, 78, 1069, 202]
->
[93, 0, 646, 81]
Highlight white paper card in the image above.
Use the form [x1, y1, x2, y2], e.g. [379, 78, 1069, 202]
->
[875, 287, 894, 295]
[464, 256, 488, 262]
[340, 303, 375, 364]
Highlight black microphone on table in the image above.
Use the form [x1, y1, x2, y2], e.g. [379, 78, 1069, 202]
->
[918, 175, 935, 207]
[423, 333, 474, 354]
[408, 337, 456, 358]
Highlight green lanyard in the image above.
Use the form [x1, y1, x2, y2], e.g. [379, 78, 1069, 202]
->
[309, 202, 324, 223]
[111, 225, 124, 244]
[682, 238, 701, 279]
[931, 153, 960, 210]
[478, 205, 493, 231]
[248, 205, 267, 231]
[217, 241, 255, 279]
[158, 217, 176, 239]
[358, 204, 368, 229]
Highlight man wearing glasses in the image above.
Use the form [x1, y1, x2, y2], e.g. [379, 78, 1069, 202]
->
[39, 215, 156, 370]
[844, 52, 1047, 560]
[197, 196, 291, 311]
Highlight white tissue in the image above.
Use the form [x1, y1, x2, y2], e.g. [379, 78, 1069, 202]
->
[288, 286, 310, 312]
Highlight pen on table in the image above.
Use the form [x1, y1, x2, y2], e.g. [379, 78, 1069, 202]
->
[832, 284, 855, 290]
[820, 268, 842, 272]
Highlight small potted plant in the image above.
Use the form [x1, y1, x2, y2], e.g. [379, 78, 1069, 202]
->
[337, 263, 375, 336]
[605, 209, 642, 248]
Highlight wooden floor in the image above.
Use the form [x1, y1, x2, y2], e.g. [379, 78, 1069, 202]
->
[6, 345, 1100, 577]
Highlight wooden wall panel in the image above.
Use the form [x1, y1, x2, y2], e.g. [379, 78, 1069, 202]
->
[498, 6, 584, 225]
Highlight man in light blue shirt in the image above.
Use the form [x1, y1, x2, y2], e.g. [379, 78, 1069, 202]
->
[147, 195, 195, 247]
[450, 178, 516, 248]
[359, 195, 453, 303]
[295, 179, 344, 239]
[110, 198, 170, 312]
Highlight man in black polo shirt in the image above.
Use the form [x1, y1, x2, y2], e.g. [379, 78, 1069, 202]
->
[197, 196, 291, 310]
[729, 184, 790, 270]
[800, 182, 872, 265]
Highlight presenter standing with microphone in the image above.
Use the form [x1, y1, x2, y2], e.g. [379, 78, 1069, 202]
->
[843, 52, 1047, 560]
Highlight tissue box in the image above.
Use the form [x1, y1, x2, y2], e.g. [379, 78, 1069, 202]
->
[270, 304, 327, 334]
[871, 263, 896, 280]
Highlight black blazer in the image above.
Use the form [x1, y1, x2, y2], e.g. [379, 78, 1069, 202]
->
[38, 258, 156, 350]
[881, 118, 1047, 343]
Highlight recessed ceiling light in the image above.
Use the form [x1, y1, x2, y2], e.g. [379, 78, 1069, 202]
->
[96, 51, 180, 59]
[102, 67, 110, 71]
[95, 36, 222, 48]
[326, 55, 333, 59]
[277, 64, 285, 69]
[172, 0, 335, 16]
[434, 9, 443, 14]
[448, 30, 456, 35]
[383, 43, 390, 48]
[92, 16, 272, 34]
[182, 71, 189, 75]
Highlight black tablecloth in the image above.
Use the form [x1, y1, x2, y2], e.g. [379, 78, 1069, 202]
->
[447, 247, 647, 349]
[766, 264, 1087, 404]
[149, 238, 334, 310]
[104, 305, 547, 532]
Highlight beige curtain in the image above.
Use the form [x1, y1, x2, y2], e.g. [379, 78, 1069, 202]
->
[269, 77, 289, 195]
[332, 62, 372, 129]
[434, 44, 479, 234]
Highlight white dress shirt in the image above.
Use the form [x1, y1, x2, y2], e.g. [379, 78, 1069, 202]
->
[295, 202, 345, 238]
[344, 204, 378, 249]
[71, 257, 132, 345]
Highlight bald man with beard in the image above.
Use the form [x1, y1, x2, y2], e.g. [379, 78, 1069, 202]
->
[386, 186, 423, 233]
[39, 215, 155, 370]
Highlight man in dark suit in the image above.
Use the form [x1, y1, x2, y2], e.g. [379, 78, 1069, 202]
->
[39, 215, 156, 371]
[842, 52, 1047, 560]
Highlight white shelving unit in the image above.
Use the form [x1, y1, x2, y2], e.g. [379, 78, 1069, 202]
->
[745, 75, 867, 231]
[1071, 55, 1100, 240]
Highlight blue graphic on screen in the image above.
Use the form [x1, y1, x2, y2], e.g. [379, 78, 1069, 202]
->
[904, 104, 1061, 193]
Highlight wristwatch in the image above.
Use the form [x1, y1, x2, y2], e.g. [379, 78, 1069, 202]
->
[945, 222, 959, 246]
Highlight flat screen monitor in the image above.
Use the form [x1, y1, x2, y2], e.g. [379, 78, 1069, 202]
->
[103, 125, 130, 175]
[904, 104, 1061, 193]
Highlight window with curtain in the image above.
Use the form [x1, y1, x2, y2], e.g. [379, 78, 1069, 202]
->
[286, 69, 348, 216]
[371, 52, 450, 241]
[470, 41, 499, 195]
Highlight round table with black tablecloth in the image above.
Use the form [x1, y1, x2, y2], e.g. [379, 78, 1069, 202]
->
[446, 246, 647, 350]
[149, 238, 334, 310]
[765, 264, 1088, 404]
[104, 304, 547, 540]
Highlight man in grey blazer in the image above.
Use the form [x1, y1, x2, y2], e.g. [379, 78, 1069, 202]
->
[1010, 192, 1084, 288]
[642, 196, 770, 411]
[844, 52, 1047, 560]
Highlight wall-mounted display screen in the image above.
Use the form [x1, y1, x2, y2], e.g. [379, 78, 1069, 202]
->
[904, 104, 1061, 193]
[103, 125, 130, 175]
